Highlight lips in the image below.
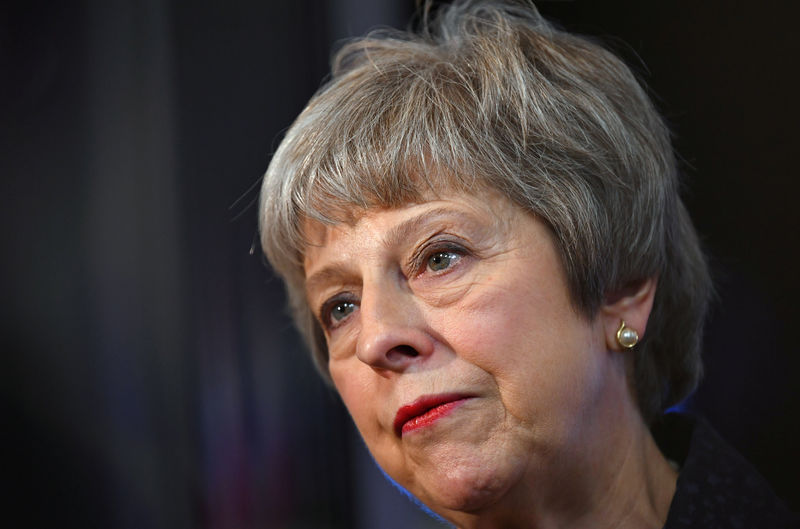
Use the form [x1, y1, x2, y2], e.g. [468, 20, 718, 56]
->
[393, 394, 472, 437]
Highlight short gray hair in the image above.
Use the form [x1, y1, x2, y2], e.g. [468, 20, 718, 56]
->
[259, 0, 711, 422]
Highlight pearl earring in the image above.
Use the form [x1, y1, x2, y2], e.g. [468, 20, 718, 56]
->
[616, 320, 639, 349]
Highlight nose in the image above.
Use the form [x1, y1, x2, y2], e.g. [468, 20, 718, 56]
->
[355, 280, 435, 375]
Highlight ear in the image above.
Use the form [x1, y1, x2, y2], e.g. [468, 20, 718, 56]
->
[600, 277, 657, 352]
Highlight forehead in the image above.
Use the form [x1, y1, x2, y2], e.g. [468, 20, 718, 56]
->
[297, 164, 492, 245]
[301, 192, 514, 274]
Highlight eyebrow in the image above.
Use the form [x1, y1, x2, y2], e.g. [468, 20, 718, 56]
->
[304, 206, 481, 298]
[384, 207, 465, 251]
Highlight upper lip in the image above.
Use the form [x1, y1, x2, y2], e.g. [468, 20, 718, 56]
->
[393, 393, 472, 437]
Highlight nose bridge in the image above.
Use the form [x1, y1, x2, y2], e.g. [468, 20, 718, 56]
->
[356, 273, 433, 372]
[361, 273, 410, 326]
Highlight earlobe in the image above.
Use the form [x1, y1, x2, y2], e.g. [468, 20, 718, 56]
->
[601, 277, 657, 352]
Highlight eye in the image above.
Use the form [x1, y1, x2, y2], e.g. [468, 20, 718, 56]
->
[330, 301, 356, 322]
[427, 250, 460, 272]
[320, 296, 359, 330]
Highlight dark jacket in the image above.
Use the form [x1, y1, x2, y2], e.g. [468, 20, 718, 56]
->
[653, 413, 798, 528]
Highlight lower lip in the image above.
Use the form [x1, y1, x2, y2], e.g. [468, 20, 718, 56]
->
[400, 398, 469, 436]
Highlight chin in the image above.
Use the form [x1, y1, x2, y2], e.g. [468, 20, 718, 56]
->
[409, 445, 529, 516]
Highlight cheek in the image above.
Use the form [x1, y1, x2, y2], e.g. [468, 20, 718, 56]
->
[439, 274, 560, 365]
[330, 360, 372, 420]
[330, 361, 416, 485]
[437, 273, 598, 419]
[330, 360, 395, 450]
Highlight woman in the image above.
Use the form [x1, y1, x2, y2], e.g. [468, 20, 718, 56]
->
[259, 1, 796, 527]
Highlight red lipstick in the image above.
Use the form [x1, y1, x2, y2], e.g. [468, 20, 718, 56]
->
[393, 394, 472, 437]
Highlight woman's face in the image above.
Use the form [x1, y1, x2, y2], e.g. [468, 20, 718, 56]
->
[303, 192, 620, 519]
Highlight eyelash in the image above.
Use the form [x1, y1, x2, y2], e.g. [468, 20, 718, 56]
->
[318, 239, 471, 331]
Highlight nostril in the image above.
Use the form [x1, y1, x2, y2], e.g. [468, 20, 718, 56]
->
[390, 345, 419, 358]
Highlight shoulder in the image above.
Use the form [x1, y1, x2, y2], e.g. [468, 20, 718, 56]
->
[653, 413, 799, 529]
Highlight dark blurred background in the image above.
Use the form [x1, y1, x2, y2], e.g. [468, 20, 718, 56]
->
[2, 1, 798, 527]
